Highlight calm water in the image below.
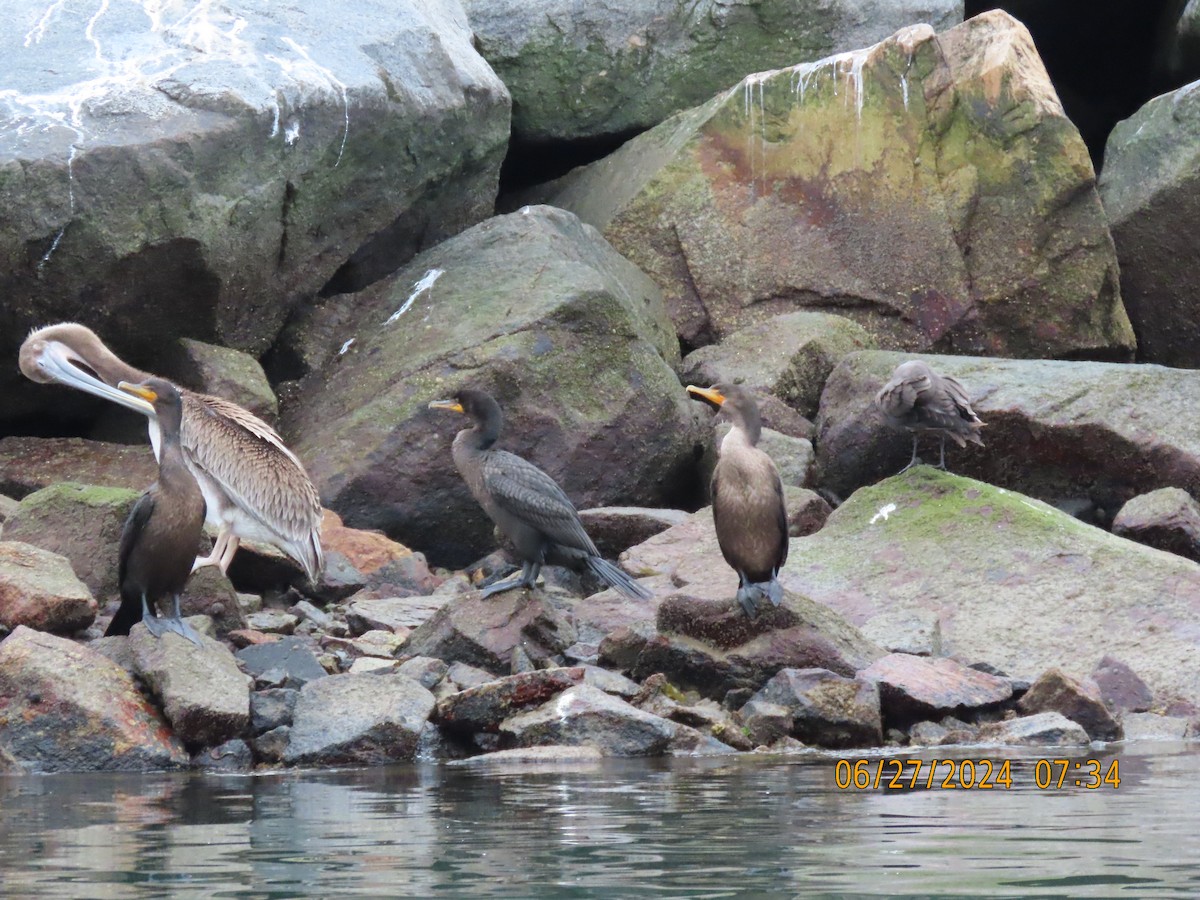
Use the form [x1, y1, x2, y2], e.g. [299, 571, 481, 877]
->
[2, 744, 1198, 899]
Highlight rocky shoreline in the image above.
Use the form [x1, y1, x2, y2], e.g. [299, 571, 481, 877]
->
[4, 4, 1200, 772]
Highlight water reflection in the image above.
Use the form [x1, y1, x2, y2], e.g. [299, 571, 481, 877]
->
[1, 745, 1198, 898]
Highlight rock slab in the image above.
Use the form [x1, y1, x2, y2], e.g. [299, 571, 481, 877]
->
[0, 542, 96, 634]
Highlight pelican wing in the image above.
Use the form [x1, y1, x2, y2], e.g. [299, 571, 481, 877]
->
[481, 450, 599, 556]
[179, 391, 324, 576]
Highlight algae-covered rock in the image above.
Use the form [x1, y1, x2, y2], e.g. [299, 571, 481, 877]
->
[0, 0, 510, 433]
[1100, 82, 1200, 367]
[552, 12, 1132, 357]
[466, 0, 963, 143]
[780, 468, 1200, 709]
[815, 350, 1200, 510]
[285, 205, 704, 564]
[2, 483, 140, 598]
[0, 542, 96, 634]
[0, 437, 158, 498]
[0, 627, 188, 772]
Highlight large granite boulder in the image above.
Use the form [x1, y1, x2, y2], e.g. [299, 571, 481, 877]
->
[1112, 487, 1200, 562]
[815, 351, 1200, 511]
[780, 468, 1200, 709]
[0, 542, 96, 634]
[0, 626, 188, 772]
[284, 205, 704, 564]
[550, 12, 1132, 356]
[2, 483, 138, 598]
[1100, 79, 1200, 367]
[161, 338, 279, 424]
[0, 0, 510, 430]
[465, 0, 963, 143]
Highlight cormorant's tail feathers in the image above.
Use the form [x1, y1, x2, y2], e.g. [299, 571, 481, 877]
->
[587, 557, 652, 600]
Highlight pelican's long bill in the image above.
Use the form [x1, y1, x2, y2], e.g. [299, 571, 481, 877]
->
[686, 385, 727, 409]
[29, 340, 156, 417]
[429, 399, 466, 414]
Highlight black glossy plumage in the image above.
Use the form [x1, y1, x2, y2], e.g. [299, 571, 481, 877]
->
[430, 389, 650, 600]
[105, 378, 206, 644]
[688, 383, 788, 617]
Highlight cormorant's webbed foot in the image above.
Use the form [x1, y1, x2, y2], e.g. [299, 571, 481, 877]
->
[480, 561, 539, 598]
[765, 577, 783, 608]
[140, 596, 169, 638]
[736, 576, 766, 618]
[162, 596, 204, 647]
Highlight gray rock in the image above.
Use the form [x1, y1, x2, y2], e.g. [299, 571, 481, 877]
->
[251, 726, 291, 764]
[499, 684, 726, 756]
[907, 717, 978, 746]
[0, 626, 187, 772]
[1090, 655, 1154, 714]
[345, 596, 446, 635]
[348, 658, 398, 675]
[682, 312, 874, 419]
[1099, 79, 1200, 367]
[467, 0, 962, 143]
[130, 627, 252, 749]
[1018, 668, 1122, 742]
[977, 712, 1090, 747]
[631, 584, 883, 701]
[436, 668, 586, 735]
[785, 488, 833, 538]
[245, 610, 300, 635]
[781, 463, 1200, 712]
[163, 339, 279, 424]
[738, 699, 794, 747]
[816, 351, 1200, 503]
[250, 688, 299, 735]
[289, 599, 335, 632]
[579, 665, 641, 700]
[551, 14, 1131, 356]
[0, 437, 159, 498]
[447, 662, 501, 691]
[1120, 712, 1190, 742]
[748, 668, 883, 748]
[284, 206, 702, 566]
[1, 0, 510, 430]
[0, 542, 96, 633]
[284, 673, 435, 766]
[236, 636, 327, 689]
[597, 624, 655, 674]
[2, 483, 139, 599]
[858, 609, 942, 657]
[192, 739, 254, 772]
[397, 656, 450, 691]
[1112, 488, 1200, 563]
[861, 654, 1012, 723]
[576, 507, 690, 559]
[449, 745, 607, 770]
[402, 588, 576, 674]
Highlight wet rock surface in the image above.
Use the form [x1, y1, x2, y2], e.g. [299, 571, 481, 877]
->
[744, 668, 883, 748]
[1017, 668, 1123, 742]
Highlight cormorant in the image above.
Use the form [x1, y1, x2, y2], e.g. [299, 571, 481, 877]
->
[875, 360, 984, 471]
[429, 389, 651, 600]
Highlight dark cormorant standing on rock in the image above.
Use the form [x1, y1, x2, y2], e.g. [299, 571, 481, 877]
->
[687, 383, 788, 618]
[105, 378, 206, 645]
[429, 389, 651, 600]
[19, 323, 323, 581]
[875, 360, 984, 472]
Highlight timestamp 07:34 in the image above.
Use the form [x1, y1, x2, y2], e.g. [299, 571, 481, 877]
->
[833, 757, 1122, 791]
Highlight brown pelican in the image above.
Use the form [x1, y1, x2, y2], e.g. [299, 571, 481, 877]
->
[106, 379, 206, 645]
[429, 389, 651, 600]
[19, 323, 323, 581]
[687, 383, 787, 617]
[875, 360, 984, 471]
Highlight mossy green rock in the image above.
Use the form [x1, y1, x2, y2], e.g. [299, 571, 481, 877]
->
[552, 12, 1133, 357]
[164, 339, 279, 424]
[286, 206, 705, 565]
[0, 0, 509, 431]
[1099, 80, 1200, 366]
[2, 483, 140, 598]
[815, 350, 1200, 511]
[465, 0, 962, 143]
[780, 469, 1200, 708]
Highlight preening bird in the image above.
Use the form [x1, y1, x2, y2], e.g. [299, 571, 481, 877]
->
[687, 383, 788, 618]
[429, 389, 651, 600]
[106, 378, 206, 645]
[19, 323, 323, 582]
[875, 360, 984, 472]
